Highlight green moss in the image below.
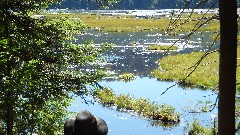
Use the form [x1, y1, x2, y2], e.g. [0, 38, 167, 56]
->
[93, 88, 180, 124]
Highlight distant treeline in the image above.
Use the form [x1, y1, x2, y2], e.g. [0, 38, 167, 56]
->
[50, 0, 221, 10]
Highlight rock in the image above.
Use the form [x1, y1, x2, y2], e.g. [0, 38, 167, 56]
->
[64, 110, 108, 135]
[64, 118, 75, 135]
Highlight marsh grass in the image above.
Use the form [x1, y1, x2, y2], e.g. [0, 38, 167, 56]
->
[151, 47, 240, 91]
[118, 73, 136, 82]
[147, 45, 178, 51]
[93, 88, 180, 124]
[151, 51, 219, 89]
[188, 119, 215, 135]
[45, 13, 219, 32]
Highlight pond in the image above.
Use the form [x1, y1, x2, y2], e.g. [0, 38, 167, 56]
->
[69, 31, 219, 134]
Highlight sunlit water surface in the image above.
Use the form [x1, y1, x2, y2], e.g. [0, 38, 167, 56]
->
[69, 31, 218, 134]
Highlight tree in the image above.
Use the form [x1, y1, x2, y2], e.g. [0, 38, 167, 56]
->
[218, 0, 237, 134]
[0, 0, 114, 134]
[175, 0, 238, 134]
[159, 0, 238, 134]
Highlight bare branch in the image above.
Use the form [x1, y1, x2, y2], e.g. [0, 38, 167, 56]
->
[167, 0, 219, 33]
[160, 33, 220, 95]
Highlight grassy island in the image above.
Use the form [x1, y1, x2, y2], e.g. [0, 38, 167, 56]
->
[147, 45, 178, 51]
[151, 47, 240, 90]
[118, 73, 136, 82]
[93, 88, 180, 124]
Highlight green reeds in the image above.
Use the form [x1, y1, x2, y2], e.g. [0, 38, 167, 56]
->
[93, 88, 180, 124]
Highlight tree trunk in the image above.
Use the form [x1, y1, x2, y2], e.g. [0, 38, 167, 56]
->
[6, 93, 13, 135]
[218, 0, 237, 134]
[5, 1, 14, 134]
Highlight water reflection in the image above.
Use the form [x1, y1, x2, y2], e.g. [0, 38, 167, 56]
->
[149, 120, 180, 130]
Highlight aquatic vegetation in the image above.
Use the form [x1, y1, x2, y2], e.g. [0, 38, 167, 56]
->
[130, 41, 137, 45]
[93, 88, 116, 106]
[118, 73, 136, 82]
[151, 51, 219, 89]
[45, 13, 219, 32]
[92, 88, 180, 124]
[116, 94, 134, 110]
[146, 45, 178, 51]
[152, 47, 240, 91]
[188, 119, 215, 135]
[236, 99, 240, 118]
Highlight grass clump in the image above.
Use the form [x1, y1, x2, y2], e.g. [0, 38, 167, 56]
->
[93, 88, 180, 124]
[93, 88, 116, 106]
[147, 45, 178, 51]
[118, 73, 136, 82]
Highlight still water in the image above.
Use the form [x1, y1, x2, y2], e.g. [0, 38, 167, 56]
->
[69, 31, 218, 134]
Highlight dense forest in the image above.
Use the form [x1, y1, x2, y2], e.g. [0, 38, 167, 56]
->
[50, 0, 219, 10]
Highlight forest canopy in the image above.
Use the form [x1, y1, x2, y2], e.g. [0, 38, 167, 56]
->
[51, 0, 220, 9]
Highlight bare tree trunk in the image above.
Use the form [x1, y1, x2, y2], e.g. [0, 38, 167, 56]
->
[218, 0, 238, 134]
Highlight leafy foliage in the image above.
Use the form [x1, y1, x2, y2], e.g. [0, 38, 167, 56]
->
[0, 0, 111, 134]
